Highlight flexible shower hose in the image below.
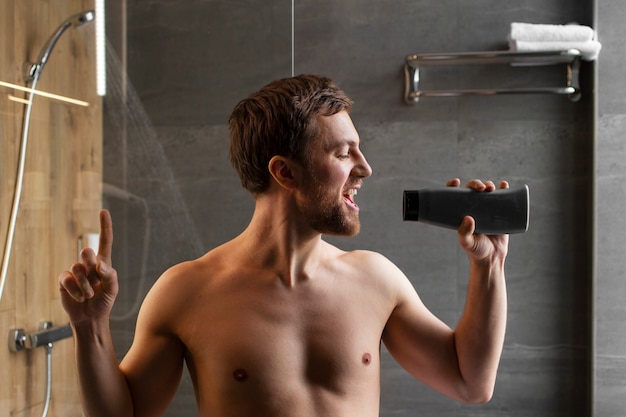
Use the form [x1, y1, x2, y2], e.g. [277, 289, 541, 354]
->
[0, 76, 39, 305]
[41, 343, 53, 417]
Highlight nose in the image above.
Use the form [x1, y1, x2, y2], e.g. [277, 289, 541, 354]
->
[353, 151, 373, 178]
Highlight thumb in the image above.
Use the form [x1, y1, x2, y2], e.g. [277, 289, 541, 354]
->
[96, 260, 108, 275]
[457, 216, 475, 249]
[96, 260, 119, 295]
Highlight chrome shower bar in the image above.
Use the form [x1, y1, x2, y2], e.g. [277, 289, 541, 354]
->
[404, 49, 582, 103]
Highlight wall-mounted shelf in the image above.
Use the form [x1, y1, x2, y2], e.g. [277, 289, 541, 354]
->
[404, 49, 581, 103]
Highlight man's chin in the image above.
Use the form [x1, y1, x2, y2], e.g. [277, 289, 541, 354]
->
[320, 220, 361, 237]
[302, 200, 361, 236]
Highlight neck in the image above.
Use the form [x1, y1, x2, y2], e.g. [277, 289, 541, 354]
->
[238, 191, 324, 286]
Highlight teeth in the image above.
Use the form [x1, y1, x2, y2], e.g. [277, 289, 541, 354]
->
[347, 189, 357, 196]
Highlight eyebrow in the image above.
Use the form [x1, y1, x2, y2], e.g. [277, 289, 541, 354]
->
[324, 139, 358, 152]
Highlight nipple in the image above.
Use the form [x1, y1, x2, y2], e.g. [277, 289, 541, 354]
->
[362, 352, 372, 366]
[233, 368, 249, 382]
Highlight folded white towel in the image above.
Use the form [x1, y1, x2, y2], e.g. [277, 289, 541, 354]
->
[509, 39, 602, 61]
[509, 22, 595, 43]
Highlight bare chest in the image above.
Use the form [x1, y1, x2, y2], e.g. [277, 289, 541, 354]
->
[178, 279, 389, 414]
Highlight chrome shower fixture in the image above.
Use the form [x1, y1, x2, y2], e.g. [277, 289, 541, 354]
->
[9, 322, 73, 352]
[0, 9, 95, 309]
[25, 10, 95, 83]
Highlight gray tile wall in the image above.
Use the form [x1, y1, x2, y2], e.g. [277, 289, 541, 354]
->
[596, 1, 626, 416]
[102, 1, 607, 416]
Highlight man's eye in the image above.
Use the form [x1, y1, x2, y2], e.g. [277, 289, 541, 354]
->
[338, 154, 350, 160]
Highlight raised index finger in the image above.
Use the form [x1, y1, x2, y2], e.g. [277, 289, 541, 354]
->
[97, 209, 114, 265]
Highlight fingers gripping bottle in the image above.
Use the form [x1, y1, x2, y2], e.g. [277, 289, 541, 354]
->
[403, 185, 529, 234]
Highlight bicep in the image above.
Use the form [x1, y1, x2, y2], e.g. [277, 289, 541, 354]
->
[381, 276, 466, 400]
[119, 279, 186, 416]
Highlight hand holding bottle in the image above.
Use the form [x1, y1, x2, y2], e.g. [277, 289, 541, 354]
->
[448, 178, 511, 263]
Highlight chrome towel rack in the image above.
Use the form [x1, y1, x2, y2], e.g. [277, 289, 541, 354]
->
[404, 49, 581, 103]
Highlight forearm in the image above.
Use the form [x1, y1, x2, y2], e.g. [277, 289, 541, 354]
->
[454, 257, 507, 402]
[72, 319, 134, 417]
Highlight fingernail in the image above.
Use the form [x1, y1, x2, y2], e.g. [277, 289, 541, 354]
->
[98, 262, 107, 273]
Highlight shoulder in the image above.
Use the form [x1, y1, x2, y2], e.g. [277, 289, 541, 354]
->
[137, 250, 226, 330]
[151, 242, 236, 291]
[333, 248, 416, 303]
[340, 249, 406, 279]
[345, 248, 394, 264]
[148, 258, 211, 297]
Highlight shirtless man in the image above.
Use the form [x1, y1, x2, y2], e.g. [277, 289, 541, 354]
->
[59, 74, 508, 417]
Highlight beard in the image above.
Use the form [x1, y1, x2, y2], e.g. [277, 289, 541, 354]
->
[297, 182, 361, 237]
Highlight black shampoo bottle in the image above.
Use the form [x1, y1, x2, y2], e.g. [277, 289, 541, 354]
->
[403, 185, 529, 234]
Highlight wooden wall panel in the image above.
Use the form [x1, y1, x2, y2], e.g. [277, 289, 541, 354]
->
[1, 1, 102, 415]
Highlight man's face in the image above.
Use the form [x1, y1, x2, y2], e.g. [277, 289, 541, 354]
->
[296, 111, 372, 236]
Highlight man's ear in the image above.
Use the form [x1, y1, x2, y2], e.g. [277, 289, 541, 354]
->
[268, 155, 298, 190]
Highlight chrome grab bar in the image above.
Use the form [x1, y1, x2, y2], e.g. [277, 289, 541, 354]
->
[404, 49, 582, 103]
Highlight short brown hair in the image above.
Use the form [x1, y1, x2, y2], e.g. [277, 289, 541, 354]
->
[229, 74, 353, 194]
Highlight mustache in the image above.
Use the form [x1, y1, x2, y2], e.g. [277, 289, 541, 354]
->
[346, 179, 363, 188]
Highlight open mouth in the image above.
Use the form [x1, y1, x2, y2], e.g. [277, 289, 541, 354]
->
[343, 188, 359, 209]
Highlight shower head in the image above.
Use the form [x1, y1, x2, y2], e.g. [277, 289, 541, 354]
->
[68, 10, 96, 28]
[26, 10, 95, 83]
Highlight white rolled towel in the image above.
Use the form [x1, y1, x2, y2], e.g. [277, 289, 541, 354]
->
[509, 22, 595, 42]
[509, 39, 602, 61]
